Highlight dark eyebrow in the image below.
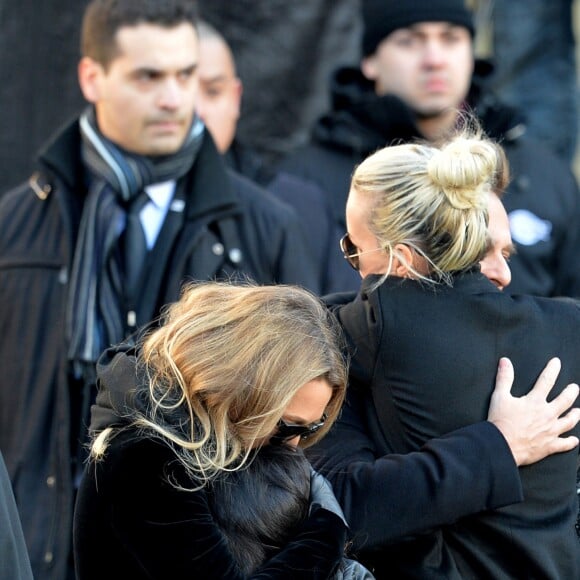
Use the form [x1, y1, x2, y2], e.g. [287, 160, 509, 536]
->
[131, 67, 161, 77]
[130, 63, 197, 78]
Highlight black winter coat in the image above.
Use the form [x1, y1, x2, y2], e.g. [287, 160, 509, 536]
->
[310, 272, 580, 579]
[0, 120, 317, 580]
[280, 64, 580, 298]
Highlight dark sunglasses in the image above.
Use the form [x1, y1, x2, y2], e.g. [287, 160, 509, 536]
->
[270, 413, 327, 445]
[340, 233, 383, 271]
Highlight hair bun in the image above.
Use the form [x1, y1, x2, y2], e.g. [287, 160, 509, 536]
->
[427, 137, 496, 210]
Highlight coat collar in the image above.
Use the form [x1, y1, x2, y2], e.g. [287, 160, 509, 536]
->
[312, 61, 527, 156]
[361, 269, 500, 298]
[37, 119, 240, 219]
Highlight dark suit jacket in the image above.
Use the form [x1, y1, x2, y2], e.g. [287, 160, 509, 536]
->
[311, 271, 580, 579]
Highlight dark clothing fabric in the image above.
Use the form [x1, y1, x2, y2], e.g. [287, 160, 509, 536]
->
[311, 271, 580, 578]
[74, 430, 347, 580]
[0, 120, 318, 580]
[223, 140, 347, 294]
[267, 171, 352, 295]
[224, 138, 276, 187]
[279, 63, 580, 298]
[0, 451, 33, 580]
[73, 348, 349, 580]
[67, 109, 204, 380]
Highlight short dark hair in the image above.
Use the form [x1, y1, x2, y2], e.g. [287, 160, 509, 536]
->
[81, 0, 199, 68]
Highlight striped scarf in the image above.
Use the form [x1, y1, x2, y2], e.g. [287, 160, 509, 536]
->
[67, 107, 204, 383]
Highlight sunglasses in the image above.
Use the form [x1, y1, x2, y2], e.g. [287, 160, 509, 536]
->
[270, 413, 327, 445]
[340, 233, 383, 271]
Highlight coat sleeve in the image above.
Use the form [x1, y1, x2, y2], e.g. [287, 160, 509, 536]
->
[306, 386, 524, 553]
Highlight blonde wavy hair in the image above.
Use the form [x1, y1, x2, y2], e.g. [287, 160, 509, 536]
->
[92, 281, 347, 487]
[351, 121, 507, 285]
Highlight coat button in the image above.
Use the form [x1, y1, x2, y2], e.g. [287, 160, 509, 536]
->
[44, 551, 53, 563]
[46, 475, 56, 487]
[229, 248, 242, 264]
[58, 267, 68, 284]
[212, 243, 224, 256]
[515, 175, 530, 191]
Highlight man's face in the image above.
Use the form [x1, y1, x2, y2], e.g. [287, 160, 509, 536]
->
[196, 34, 242, 153]
[480, 193, 515, 291]
[79, 22, 199, 156]
[362, 22, 473, 124]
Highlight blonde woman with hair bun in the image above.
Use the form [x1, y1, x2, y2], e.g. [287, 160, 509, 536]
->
[307, 125, 580, 578]
[345, 124, 503, 286]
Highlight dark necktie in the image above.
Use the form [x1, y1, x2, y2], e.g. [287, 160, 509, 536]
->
[123, 192, 150, 306]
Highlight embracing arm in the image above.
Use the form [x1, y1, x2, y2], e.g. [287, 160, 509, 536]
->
[306, 388, 522, 552]
[306, 357, 580, 553]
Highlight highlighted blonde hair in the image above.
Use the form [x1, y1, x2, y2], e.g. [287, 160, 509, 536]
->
[92, 281, 347, 487]
[351, 122, 506, 285]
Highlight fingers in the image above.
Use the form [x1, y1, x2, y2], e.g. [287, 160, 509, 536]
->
[545, 406, 580, 456]
[547, 435, 579, 454]
[493, 357, 514, 396]
[549, 383, 580, 417]
[527, 357, 562, 400]
[556, 406, 580, 435]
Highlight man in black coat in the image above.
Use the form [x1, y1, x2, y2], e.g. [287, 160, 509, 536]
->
[196, 19, 339, 294]
[280, 0, 580, 298]
[0, 2, 317, 579]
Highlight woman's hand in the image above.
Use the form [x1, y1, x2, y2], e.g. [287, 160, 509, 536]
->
[488, 357, 580, 466]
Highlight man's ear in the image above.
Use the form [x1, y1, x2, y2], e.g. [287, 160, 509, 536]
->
[232, 77, 243, 119]
[78, 57, 104, 103]
[361, 54, 378, 82]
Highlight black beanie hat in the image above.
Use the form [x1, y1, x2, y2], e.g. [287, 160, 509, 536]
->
[362, 0, 475, 56]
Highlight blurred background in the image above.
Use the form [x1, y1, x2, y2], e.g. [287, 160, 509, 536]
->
[0, 0, 578, 193]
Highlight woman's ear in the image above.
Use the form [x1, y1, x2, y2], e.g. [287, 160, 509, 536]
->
[392, 244, 416, 278]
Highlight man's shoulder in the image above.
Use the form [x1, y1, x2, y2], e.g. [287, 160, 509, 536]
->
[276, 143, 355, 214]
[504, 132, 576, 177]
[280, 141, 353, 180]
[503, 132, 579, 208]
[0, 172, 53, 228]
[0, 178, 35, 208]
[227, 168, 299, 223]
[1, 118, 83, 204]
